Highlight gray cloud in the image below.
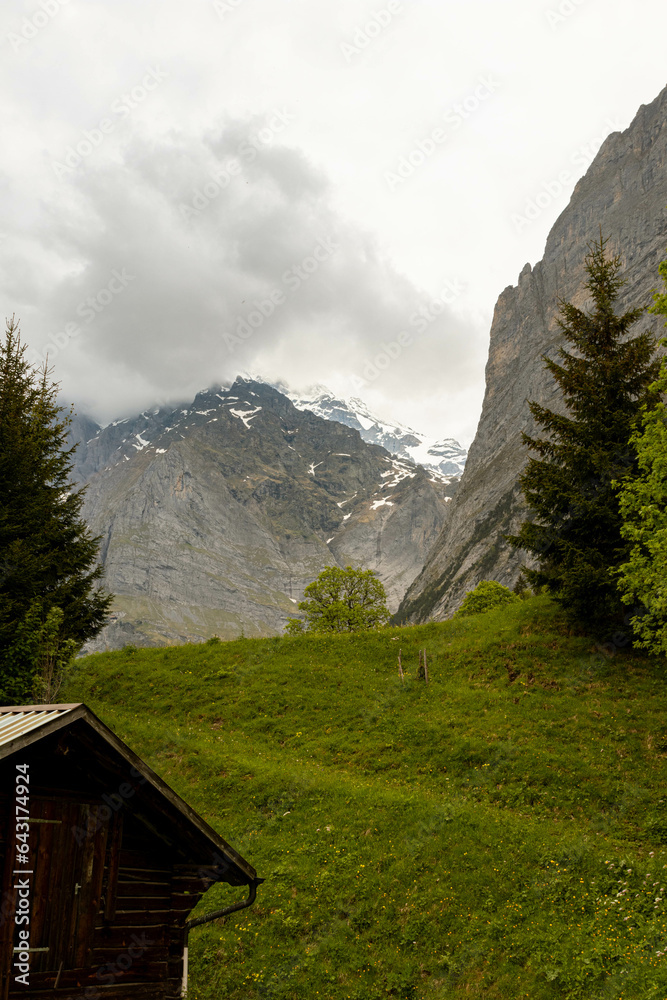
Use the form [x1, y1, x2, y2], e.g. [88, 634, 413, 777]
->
[4, 116, 480, 439]
[1, 0, 665, 447]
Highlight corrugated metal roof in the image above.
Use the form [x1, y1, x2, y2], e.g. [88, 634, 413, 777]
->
[0, 702, 257, 884]
[0, 705, 81, 748]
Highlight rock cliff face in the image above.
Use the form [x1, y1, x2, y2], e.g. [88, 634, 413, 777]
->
[79, 379, 453, 649]
[397, 84, 667, 624]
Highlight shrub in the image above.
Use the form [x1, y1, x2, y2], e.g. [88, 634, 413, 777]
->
[454, 580, 520, 618]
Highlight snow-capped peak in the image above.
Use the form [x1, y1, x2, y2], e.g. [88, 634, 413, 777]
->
[279, 384, 467, 478]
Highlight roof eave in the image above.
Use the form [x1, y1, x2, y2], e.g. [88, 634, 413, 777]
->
[0, 704, 257, 885]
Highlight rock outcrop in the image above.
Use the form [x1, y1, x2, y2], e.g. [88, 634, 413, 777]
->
[78, 379, 454, 649]
[397, 84, 667, 623]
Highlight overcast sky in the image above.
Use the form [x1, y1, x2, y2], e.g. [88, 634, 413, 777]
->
[1, 0, 665, 446]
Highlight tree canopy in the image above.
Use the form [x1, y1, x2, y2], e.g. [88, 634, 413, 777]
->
[285, 565, 390, 634]
[0, 317, 111, 703]
[505, 234, 662, 635]
[613, 251, 667, 655]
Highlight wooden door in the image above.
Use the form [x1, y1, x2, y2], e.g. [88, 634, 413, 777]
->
[6, 797, 108, 994]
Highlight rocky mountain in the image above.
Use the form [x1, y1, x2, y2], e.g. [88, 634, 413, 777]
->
[76, 378, 455, 650]
[397, 83, 667, 624]
[275, 383, 467, 478]
[67, 382, 466, 484]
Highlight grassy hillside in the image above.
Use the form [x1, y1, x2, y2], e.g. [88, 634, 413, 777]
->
[64, 595, 667, 999]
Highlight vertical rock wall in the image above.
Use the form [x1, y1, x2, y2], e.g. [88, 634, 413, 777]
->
[397, 85, 667, 623]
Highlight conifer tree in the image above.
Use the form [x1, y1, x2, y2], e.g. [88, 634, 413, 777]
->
[0, 316, 111, 703]
[505, 234, 662, 634]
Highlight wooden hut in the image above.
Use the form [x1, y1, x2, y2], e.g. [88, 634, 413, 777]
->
[0, 704, 261, 999]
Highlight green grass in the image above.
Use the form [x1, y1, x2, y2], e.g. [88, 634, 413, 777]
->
[63, 595, 667, 999]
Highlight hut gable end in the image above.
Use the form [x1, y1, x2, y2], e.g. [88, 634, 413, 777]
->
[0, 705, 259, 1000]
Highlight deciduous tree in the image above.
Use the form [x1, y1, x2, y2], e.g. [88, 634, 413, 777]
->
[285, 565, 390, 634]
[613, 251, 667, 655]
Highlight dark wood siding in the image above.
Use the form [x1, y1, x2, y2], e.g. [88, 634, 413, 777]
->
[1, 741, 211, 1000]
[0, 706, 258, 1000]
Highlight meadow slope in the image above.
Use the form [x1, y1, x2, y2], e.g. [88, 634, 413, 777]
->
[64, 596, 667, 999]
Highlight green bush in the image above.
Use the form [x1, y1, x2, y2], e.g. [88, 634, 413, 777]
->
[454, 579, 520, 617]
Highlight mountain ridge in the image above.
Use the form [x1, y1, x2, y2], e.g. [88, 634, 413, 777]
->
[67, 379, 466, 485]
[269, 380, 467, 478]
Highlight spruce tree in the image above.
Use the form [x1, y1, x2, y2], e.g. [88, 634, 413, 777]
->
[0, 317, 111, 703]
[505, 234, 662, 635]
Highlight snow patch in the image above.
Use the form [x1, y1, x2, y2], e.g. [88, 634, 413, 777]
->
[356, 413, 374, 431]
[132, 432, 150, 451]
[229, 406, 262, 429]
[380, 458, 418, 489]
[371, 497, 394, 510]
[337, 493, 357, 507]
